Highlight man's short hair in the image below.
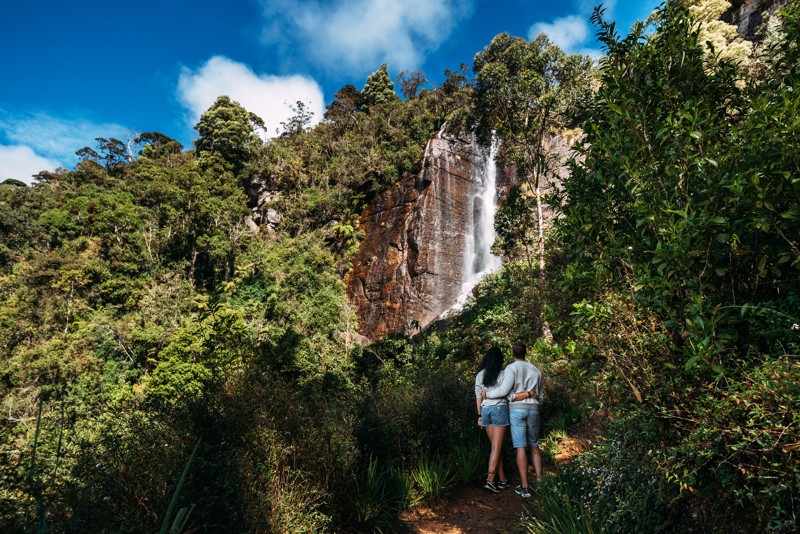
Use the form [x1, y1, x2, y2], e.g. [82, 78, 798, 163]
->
[512, 341, 527, 359]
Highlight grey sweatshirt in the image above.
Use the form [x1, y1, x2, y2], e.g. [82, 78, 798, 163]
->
[475, 369, 508, 407]
[485, 359, 542, 410]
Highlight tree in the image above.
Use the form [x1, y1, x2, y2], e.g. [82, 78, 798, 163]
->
[362, 64, 398, 107]
[134, 132, 183, 159]
[279, 100, 315, 137]
[76, 137, 129, 170]
[396, 69, 428, 99]
[557, 3, 747, 329]
[473, 32, 593, 326]
[441, 63, 470, 94]
[194, 96, 265, 171]
[324, 84, 365, 124]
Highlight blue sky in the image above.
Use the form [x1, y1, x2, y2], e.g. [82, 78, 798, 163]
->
[0, 0, 660, 184]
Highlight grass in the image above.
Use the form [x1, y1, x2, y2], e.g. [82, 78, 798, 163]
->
[352, 456, 410, 533]
[450, 435, 485, 485]
[409, 453, 456, 505]
[524, 471, 598, 534]
[160, 438, 201, 534]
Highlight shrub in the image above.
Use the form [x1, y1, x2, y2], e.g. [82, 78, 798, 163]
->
[524, 467, 598, 534]
[409, 453, 456, 505]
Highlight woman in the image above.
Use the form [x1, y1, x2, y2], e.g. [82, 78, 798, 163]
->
[475, 346, 509, 492]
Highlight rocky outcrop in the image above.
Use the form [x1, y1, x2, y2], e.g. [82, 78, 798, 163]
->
[724, 0, 788, 40]
[346, 133, 512, 340]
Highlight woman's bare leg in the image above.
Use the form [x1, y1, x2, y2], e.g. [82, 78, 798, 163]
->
[487, 425, 506, 483]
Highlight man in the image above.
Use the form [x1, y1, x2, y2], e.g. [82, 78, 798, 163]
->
[482, 340, 542, 498]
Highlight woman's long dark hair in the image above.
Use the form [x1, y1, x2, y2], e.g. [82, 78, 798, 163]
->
[480, 346, 503, 388]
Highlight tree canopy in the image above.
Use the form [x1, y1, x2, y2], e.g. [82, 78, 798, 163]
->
[362, 63, 399, 107]
[194, 95, 265, 170]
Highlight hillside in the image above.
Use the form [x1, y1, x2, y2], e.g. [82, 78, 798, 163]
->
[2, 2, 800, 532]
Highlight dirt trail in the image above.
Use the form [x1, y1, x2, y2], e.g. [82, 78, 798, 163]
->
[400, 484, 531, 533]
[400, 415, 602, 533]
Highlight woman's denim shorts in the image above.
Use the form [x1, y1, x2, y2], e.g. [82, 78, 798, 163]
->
[481, 404, 510, 427]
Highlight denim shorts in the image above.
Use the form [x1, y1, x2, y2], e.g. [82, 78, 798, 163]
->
[481, 404, 510, 427]
[510, 408, 540, 448]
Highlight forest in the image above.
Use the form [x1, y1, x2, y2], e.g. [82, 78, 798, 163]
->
[1, 1, 799, 532]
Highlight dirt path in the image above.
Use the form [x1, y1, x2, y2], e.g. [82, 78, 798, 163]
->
[400, 414, 603, 533]
[400, 483, 531, 533]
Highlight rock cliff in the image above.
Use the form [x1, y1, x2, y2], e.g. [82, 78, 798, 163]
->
[346, 132, 512, 340]
[724, 0, 788, 40]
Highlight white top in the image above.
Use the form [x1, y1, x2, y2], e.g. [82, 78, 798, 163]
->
[475, 369, 508, 407]
[485, 359, 542, 409]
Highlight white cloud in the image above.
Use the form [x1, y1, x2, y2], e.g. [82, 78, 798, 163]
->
[177, 56, 325, 138]
[0, 144, 61, 185]
[528, 15, 590, 52]
[258, 0, 475, 75]
[0, 111, 128, 166]
[527, 0, 621, 57]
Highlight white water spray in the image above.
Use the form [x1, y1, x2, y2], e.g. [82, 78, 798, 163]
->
[451, 138, 503, 311]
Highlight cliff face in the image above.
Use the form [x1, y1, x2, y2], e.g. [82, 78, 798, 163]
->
[724, 0, 788, 40]
[346, 133, 512, 340]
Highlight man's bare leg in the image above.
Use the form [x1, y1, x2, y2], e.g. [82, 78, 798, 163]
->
[531, 446, 542, 482]
[516, 446, 528, 488]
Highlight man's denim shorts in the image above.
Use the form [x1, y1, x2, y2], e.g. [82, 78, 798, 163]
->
[481, 404, 510, 427]
[510, 408, 540, 448]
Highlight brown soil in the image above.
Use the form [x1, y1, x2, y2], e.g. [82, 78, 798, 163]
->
[400, 414, 605, 533]
[399, 483, 531, 534]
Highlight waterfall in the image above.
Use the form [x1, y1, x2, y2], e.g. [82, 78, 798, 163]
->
[451, 139, 503, 311]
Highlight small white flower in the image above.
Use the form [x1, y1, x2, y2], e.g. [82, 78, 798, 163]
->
[792, 324, 799, 331]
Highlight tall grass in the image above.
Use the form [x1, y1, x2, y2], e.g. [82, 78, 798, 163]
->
[409, 453, 456, 505]
[352, 456, 410, 532]
[449, 434, 485, 485]
[524, 472, 598, 534]
[159, 438, 201, 534]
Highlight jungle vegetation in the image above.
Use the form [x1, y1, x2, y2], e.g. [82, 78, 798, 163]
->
[1, 2, 799, 532]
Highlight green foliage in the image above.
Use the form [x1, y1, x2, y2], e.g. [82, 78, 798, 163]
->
[664, 356, 800, 529]
[160, 438, 200, 534]
[493, 185, 536, 258]
[450, 432, 486, 485]
[547, 3, 800, 531]
[351, 456, 410, 532]
[557, 2, 751, 342]
[409, 453, 456, 505]
[194, 95, 265, 171]
[524, 468, 598, 534]
[363, 63, 399, 107]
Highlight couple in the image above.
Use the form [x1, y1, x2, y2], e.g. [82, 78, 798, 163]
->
[474, 341, 542, 498]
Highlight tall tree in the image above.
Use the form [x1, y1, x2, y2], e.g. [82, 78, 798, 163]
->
[362, 64, 399, 107]
[557, 3, 747, 327]
[194, 96, 265, 171]
[473, 32, 593, 317]
[396, 69, 428, 99]
[279, 100, 315, 137]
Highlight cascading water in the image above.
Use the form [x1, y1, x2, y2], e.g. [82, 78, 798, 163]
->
[451, 138, 503, 311]
[347, 126, 508, 339]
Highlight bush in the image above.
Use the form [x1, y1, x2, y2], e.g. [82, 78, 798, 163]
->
[349, 456, 410, 533]
[409, 453, 456, 505]
[524, 466, 599, 534]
